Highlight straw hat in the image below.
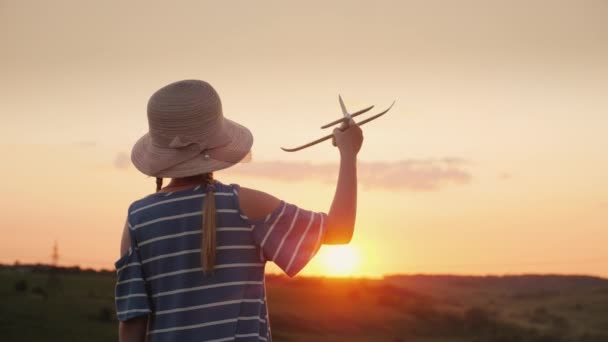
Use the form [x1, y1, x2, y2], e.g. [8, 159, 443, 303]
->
[131, 80, 253, 178]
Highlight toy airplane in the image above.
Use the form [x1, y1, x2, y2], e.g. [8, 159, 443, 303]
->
[281, 95, 395, 152]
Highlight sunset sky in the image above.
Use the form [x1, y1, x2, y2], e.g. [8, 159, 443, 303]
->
[1, 0, 607, 278]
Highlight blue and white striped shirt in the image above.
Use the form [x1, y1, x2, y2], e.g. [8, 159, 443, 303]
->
[115, 181, 326, 342]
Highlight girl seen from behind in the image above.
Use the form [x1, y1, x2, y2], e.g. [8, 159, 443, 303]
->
[115, 80, 363, 341]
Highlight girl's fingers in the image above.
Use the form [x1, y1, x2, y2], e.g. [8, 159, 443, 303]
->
[332, 128, 340, 146]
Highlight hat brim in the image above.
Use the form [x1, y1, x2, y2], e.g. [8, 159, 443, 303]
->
[131, 118, 253, 178]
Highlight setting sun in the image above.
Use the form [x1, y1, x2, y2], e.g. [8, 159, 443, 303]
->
[318, 245, 360, 277]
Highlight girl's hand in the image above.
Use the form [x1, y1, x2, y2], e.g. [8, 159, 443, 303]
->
[332, 119, 364, 157]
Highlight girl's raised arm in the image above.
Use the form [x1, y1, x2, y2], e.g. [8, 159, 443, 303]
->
[323, 119, 362, 244]
[239, 119, 363, 245]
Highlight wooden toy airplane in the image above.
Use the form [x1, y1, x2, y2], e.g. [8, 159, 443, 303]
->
[281, 95, 395, 152]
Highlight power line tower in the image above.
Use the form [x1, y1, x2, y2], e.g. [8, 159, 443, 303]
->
[47, 240, 63, 294]
[51, 240, 59, 267]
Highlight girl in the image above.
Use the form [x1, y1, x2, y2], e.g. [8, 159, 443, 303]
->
[115, 79, 362, 341]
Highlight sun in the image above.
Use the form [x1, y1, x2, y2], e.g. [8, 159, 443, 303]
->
[319, 245, 360, 277]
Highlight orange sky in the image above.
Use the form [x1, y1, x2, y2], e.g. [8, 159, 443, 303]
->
[1, 0, 607, 277]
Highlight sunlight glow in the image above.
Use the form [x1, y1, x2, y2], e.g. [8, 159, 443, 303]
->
[319, 245, 360, 277]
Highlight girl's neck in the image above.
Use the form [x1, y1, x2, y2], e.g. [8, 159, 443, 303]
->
[160, 175, 214, 192]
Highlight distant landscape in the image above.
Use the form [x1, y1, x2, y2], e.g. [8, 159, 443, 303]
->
[1, 264, 607, 342]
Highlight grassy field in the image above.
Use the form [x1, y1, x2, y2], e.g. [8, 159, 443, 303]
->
[1, 265, 607, 341]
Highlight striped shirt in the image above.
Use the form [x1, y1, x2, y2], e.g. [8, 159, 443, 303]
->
[114, 181, 327, 342]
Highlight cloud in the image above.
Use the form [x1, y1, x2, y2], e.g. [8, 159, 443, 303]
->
[114, 152, 130, 170]
[224, 158, 472, 191]
[359, 159, 472, 191]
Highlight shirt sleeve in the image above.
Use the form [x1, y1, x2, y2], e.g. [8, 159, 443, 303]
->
[251, 201, 327, 277]
[114, 239, 152, 321]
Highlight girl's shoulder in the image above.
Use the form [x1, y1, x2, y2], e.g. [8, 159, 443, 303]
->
[232, 184, 283, 223]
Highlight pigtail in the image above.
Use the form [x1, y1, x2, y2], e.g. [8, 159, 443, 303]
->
[201, 173, 216, 274]
[154, 173, 216, 273]
[156, 177, 163, 192]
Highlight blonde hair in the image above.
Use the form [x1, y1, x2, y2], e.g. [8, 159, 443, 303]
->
[156, 173, 216, 274]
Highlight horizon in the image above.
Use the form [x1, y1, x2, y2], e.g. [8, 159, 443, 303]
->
[1, 0, 607, 279]
[4, 262, 608, 281]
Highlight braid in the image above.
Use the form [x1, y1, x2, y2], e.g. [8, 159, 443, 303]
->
[155, 173, 215, 273]
[201, 173, 216, 274]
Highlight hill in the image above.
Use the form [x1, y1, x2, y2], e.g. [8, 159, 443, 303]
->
[1, 265, 607, 341]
